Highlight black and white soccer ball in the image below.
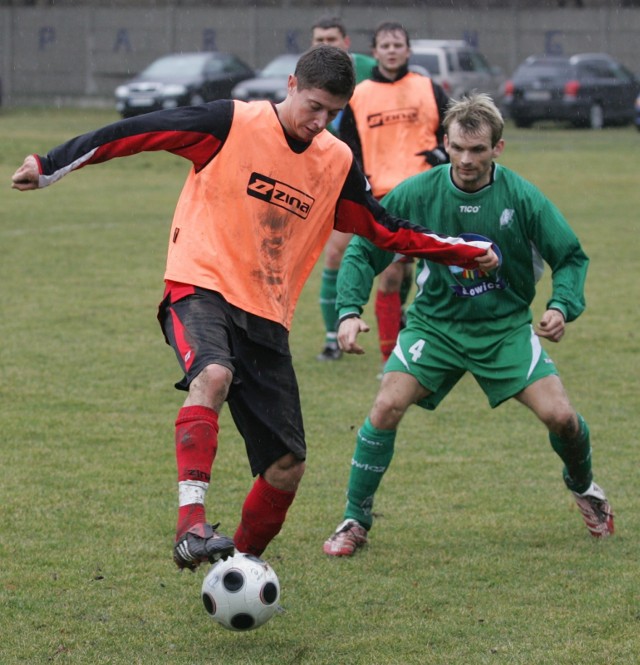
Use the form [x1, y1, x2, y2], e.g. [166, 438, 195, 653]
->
[201, 552, 281, 631]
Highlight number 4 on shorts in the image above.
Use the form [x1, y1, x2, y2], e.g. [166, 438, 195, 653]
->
[408, 339, 425, 362]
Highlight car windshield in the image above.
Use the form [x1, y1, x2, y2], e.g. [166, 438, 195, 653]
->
[459, 50, 492, 74]
[141, 54, 209, 78]
[409, 53, 441, 75]
[515, 62, 573, 81]
[613, 62, 636, 83]
[260, 55, 299, 78]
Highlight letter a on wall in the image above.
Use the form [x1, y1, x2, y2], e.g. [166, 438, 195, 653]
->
[114, 28, 132, 53]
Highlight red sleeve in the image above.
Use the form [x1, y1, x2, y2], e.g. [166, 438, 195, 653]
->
[36, 101, 234, 186]
[335, 160, 489, 269]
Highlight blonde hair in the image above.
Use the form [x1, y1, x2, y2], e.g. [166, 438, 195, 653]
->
[443, 93, 504, 147]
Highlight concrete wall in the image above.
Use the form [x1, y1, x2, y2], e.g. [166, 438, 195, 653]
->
[1, 5, 639, 106]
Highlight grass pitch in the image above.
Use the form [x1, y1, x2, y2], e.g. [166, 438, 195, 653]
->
[1, 108, 638, 664]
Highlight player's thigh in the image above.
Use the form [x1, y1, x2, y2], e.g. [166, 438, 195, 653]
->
[384, 325, 465, 411]
[159, 289, 235, 390]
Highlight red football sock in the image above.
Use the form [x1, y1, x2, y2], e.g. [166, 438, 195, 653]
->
[375, 289, 402, 362]
[233, 476, 296, 557]
[175, 405, 219, 538]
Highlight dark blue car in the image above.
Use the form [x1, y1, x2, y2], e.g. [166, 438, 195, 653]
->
[115, 52, 255, 118]
[503, 53, 639, 129]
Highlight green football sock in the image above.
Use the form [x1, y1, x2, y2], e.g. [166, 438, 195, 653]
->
[343, 417, 396, 530]
[549, 413, 593, 494]
[319, 268, 339, 338]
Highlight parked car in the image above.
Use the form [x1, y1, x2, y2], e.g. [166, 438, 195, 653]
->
[409, 39, 504, 101]
[231, 53, 299, 103]
[115, 52, 255, 118]
[502, 53, 640, 129]
[635, 92, 640, 131]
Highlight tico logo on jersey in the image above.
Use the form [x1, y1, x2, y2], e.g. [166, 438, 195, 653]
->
[367, 107, 419, 128]
[247, 172, 315, 219]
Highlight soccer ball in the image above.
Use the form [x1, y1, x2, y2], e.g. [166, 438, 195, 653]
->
[201, 552, 281, 631]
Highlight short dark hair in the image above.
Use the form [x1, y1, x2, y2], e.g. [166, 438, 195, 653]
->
[311, 15, 348, 38]
[372, 21, 410, 49]
[295, 45, 355, 99]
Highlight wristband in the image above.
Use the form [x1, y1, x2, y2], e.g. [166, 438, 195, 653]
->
[338, 312, 361, 324]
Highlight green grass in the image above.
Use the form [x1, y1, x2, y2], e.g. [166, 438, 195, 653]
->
[1, 108, 639, 664]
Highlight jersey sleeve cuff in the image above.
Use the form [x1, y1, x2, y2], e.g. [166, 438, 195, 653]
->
[547, 302, 567, 320]
[338, 308, 362, 324]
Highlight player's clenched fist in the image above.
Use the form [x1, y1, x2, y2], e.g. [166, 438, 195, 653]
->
[11, 155, 40, 191]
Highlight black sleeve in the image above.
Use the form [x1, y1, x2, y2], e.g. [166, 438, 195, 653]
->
[36, 100, 235, 184]
[337, 104, 364, 171]
[432, 80, 450, 147]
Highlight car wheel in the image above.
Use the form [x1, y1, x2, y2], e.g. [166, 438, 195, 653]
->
[588, 103, 604, 130]
[514, 117, 533, 129]
[189, 94, 205, 106]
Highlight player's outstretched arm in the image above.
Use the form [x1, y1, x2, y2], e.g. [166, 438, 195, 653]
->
[11, 155, 40, 191]
[337, 316, 371, 355]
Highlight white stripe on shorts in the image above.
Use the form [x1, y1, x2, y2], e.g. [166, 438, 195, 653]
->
[527, 325, 542, 380]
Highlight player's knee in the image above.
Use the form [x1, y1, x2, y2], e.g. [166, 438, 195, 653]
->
[189, 363, 233, 408]
[379, 264, 404, 292]
[547, 408, 579, 440]
[370, 396, 405, 430]
[324, 245, 344, 268]
[199, 364, 232, 389]
[264, 454, 305, 492]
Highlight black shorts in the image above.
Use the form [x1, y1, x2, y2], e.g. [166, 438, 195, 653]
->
[158, 287, 306, 476]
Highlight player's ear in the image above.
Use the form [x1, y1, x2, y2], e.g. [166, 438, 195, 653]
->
[492, 138, 505, 158]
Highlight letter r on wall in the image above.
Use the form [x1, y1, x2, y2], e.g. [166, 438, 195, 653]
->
[38, 26, 56, 51]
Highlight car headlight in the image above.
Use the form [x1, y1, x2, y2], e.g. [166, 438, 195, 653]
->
[161, 84, 188, 97]
[115, 85, 129, 98]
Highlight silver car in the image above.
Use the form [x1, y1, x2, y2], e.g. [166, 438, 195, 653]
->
[409, 39, 504, 101]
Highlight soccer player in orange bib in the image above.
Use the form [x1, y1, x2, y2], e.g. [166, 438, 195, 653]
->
[12, 45, 497, 571]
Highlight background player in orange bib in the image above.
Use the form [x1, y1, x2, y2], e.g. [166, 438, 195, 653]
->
[339, 21, 451, 368]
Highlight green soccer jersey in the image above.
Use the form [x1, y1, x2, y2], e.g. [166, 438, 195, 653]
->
[352, 52, 376, 84]
[337, 163, 589, 335]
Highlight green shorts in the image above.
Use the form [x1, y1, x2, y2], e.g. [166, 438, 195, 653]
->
[384, 319, 558, 409]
